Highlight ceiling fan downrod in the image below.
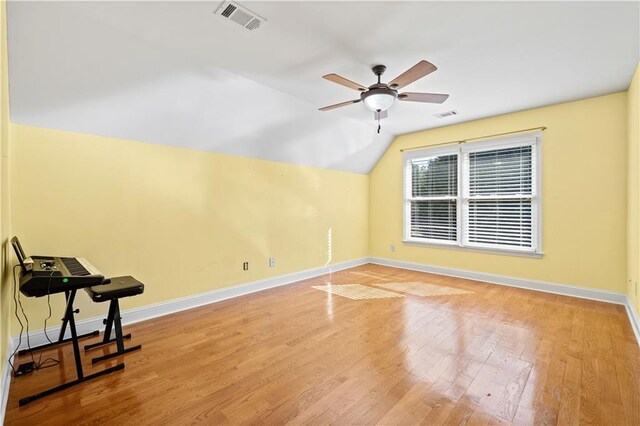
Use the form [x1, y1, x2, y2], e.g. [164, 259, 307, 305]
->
[372, 65, 386, 84]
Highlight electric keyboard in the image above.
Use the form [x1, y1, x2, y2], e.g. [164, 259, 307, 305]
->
[19, 256, 106, 297]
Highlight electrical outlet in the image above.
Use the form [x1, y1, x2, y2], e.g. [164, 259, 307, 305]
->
[269, 257, 276, 268]
[243, 262, 248, 271]
[390, 244, 396, 253]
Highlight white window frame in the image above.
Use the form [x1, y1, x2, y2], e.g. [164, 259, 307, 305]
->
[403, 132, 542, 257]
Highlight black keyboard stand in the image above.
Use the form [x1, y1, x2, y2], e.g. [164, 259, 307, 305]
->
[18, 289, 125, 406]
[18, 290, 99, 356]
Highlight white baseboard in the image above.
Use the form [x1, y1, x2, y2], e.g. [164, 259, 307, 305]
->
[11, 257, 369, 350]
[0, 337, 13, 426]
[625, 297, 640, 346]
[369, 257, 628, 305]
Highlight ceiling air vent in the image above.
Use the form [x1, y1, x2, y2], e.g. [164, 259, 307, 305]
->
[215, 1, 267, 32]
[434, 110, 459, 119]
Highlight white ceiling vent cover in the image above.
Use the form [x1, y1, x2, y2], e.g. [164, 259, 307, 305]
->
[434, 110, 459, 119]
[215, 1, 267, 32]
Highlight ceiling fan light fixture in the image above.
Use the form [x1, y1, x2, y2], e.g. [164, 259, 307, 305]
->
[361, 88, 397, 112]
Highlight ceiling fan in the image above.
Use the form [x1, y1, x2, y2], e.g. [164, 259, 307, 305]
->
[319, 60, 449, 133]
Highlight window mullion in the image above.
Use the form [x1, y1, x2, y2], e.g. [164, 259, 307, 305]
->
[408, 196, 458, 201]
[458, 148, 464, 247]
[466, 194, 533, 200]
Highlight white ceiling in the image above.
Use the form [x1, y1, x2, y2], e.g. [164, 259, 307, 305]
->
[7, 1, 640, 174]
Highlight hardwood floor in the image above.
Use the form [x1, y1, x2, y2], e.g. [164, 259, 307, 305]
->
[4, 265, 640, 425]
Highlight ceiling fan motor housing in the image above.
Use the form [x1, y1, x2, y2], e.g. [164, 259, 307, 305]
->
[361, 84, 398, 112]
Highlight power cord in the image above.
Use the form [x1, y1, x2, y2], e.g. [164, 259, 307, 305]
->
[8, 265, 25, 375]
[43, 272, 55, 344]
[16, 274, 37, 366]
[37, 272, 60, 369]
[9, 264, 60, 375]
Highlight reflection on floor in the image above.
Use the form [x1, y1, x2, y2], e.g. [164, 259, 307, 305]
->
[374, 281, 474, 297]
[348, 270, 394, 280]
[311, 283, 405, 300]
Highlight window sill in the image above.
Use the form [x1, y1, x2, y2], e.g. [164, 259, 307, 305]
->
[402, 239, 543, 259]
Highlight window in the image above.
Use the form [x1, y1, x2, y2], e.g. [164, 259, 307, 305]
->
[404, 133, 541, 255]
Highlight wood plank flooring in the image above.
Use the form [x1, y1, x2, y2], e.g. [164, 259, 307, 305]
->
[4, 265, 640, 425]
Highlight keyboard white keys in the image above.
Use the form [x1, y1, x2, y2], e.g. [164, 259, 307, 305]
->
[76, 257, 103, 276]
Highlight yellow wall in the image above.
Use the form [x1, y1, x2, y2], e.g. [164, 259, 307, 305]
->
[9, 124, 369, 332]
[370, 93, 628, 293]
[0, 0, 11, 386]
[628, 62, 640, 315]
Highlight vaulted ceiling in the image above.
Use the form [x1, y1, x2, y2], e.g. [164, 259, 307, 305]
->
[7, 1, 639, 174]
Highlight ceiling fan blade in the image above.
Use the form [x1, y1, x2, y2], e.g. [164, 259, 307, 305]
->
[389, 60, 437, 90]
[319, 99, 361, 111]
[323, 74, 367, 91]
[398, 92, 449, 104]
[374, 110, 388, 120]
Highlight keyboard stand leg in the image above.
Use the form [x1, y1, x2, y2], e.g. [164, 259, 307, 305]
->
[91, 346, 141, 364]
[84, 334, 132, 351]
[113, 301, 125, 353]
[90, 300, 142, 364]
[84, 300, 132, 351]
[18, 331, 100, 356]
[18, 365, 124, 406]
[18, 290, 99, 356]
[58, 290, 71, 340]
[104, 299, 116, 342]
[67, 291, 84, 380]
[18, 290, 124, 406]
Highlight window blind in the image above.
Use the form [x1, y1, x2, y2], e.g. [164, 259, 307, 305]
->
[467, 146, 533, 196]
[410, 200, 457, 241]
[409, 154, 458, 242]
[411, 154, 458, 198]
[466, 199, 533, 247]
[464, 145, 535, 250]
